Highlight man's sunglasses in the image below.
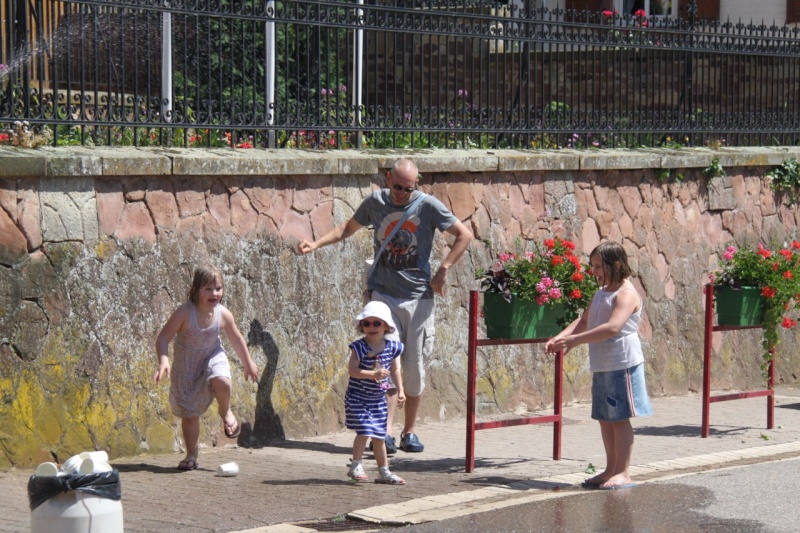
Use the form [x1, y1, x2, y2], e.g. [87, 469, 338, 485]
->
[392, 184, 415, 193]
[360, 320, 384, 328]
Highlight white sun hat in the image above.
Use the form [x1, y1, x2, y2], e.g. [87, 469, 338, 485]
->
[355, 301, 397, 334]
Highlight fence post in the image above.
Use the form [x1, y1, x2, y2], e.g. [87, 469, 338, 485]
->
[266, 1, 276, 148]
[161, 4, 172, 123]
[352, 0, 364, 149]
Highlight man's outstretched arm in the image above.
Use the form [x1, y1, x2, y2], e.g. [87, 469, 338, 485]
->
[297, 217, 365, 254]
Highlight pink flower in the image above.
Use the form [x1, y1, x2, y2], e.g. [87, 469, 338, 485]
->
[536, 281, 548, 293]
[536, 295, 550, 305]
[548, 288, 562, 299]
[723, 246, 736, 261]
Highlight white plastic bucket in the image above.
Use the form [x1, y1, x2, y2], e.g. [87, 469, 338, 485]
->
[30, 491, 124, 533]
[60, 454, 83, 475]
[78, 458, 113, 475]
[79, 451, 109, 463]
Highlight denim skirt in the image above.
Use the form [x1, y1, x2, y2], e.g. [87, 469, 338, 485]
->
[591, 363, 653, 422]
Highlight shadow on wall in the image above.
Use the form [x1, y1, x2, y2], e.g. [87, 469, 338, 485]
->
[242, 319, 285, 445]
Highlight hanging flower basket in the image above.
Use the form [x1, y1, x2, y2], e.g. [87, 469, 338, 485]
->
[483, 292, 565, 339]
[476, 236, 598, 340]
[714, 285, 765, 326]
[711, 242, 800, 377]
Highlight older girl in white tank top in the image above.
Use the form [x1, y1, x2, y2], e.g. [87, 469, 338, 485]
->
[546, 241, 652, 491]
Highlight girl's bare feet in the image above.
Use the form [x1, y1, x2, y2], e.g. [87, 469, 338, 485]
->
[599, 473, 633, 489]
[581, 472, 611, 487]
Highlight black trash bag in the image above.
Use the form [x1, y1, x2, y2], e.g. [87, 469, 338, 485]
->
[28, 470, 122, 511]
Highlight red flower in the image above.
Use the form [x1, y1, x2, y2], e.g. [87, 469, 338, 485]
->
[779, 249, 793, 260]
[758, 249, 772, 258]
[570, 289, 582, 299]
[772, 263, 780, 271]
[602, 10, 613, 17]
[785, 271, 793, 279]
[561, 239, 576, 251]
[567, 255, 581, 268]
[0, 133, 9, 142]
[781, 317, 797, 329]
[550, 255, 564, 266]
[571, 272, 585, 282]
[762, 287, 777, 298]
[544, 239, 556, 249]
[792, 241, 800, 250]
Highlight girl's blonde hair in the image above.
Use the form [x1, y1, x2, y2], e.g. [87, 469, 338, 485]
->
[187, 265, 224, 304]
[590, 242, 632, 286]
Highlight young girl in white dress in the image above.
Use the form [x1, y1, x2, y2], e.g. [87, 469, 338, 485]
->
[154, 265, 259, 470]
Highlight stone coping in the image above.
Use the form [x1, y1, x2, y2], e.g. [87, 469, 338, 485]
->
[2, 145, 800, 177]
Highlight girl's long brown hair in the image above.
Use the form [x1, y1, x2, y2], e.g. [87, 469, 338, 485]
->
[187, 265, 224, 305]
[590, 242, 632, 286]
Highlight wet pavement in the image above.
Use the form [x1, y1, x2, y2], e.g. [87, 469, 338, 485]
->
[3, 388, 800, 532]
[390, 458, 800, 533]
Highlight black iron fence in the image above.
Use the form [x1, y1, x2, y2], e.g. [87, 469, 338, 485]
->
[1, 0, 800, 149]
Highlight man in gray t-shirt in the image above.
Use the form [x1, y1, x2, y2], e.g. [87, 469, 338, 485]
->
[298, 158, 473, 454]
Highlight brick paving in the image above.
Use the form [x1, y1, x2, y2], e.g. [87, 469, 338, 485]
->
[3, 387, 800, 532]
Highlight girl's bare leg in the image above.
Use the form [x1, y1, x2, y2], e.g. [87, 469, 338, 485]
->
[210, 376, 236, 428]
[585, 420, 616, 484]
[352, 435, 369, 462]
[373, 439, 388, 468]
[602, 419, 634, 487]
[181, 416, 200, 463]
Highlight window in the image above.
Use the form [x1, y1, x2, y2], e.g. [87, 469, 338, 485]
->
[678, 0, 720, 21]
[789, 0, 800, 24]
[615, 0, 678, 17]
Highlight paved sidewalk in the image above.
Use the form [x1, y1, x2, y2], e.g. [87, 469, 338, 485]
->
[4, 388, 800, 532]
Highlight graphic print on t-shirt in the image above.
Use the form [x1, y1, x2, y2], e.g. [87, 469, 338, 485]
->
[377, 212, 420, 271]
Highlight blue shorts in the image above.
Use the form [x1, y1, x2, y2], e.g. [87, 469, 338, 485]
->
[591, 363, 653, 422]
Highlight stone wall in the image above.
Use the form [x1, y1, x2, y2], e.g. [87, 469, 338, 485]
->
[2, 145, 800, 468]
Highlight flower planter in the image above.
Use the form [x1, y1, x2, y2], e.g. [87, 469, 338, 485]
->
[483, 292, 564, 339]
[714, 285, 765, 326]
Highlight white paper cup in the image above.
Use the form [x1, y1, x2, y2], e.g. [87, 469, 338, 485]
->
[61, 454, 83, 475]
[216, 462, 239, 477]
[78, 457, 113, 475]
[34, 462, 59, 477]
[80, 450, 109, 463]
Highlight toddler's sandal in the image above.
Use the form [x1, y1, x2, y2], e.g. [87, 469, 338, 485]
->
[347, 463, 369, 482]
[375, 473, 405, 485]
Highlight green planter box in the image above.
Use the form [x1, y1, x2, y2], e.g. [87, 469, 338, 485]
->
[483, 292, 565, 339]
[715, 285, 765, 326]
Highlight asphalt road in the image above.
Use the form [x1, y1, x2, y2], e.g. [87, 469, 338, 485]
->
[388, 457, 800, 532]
